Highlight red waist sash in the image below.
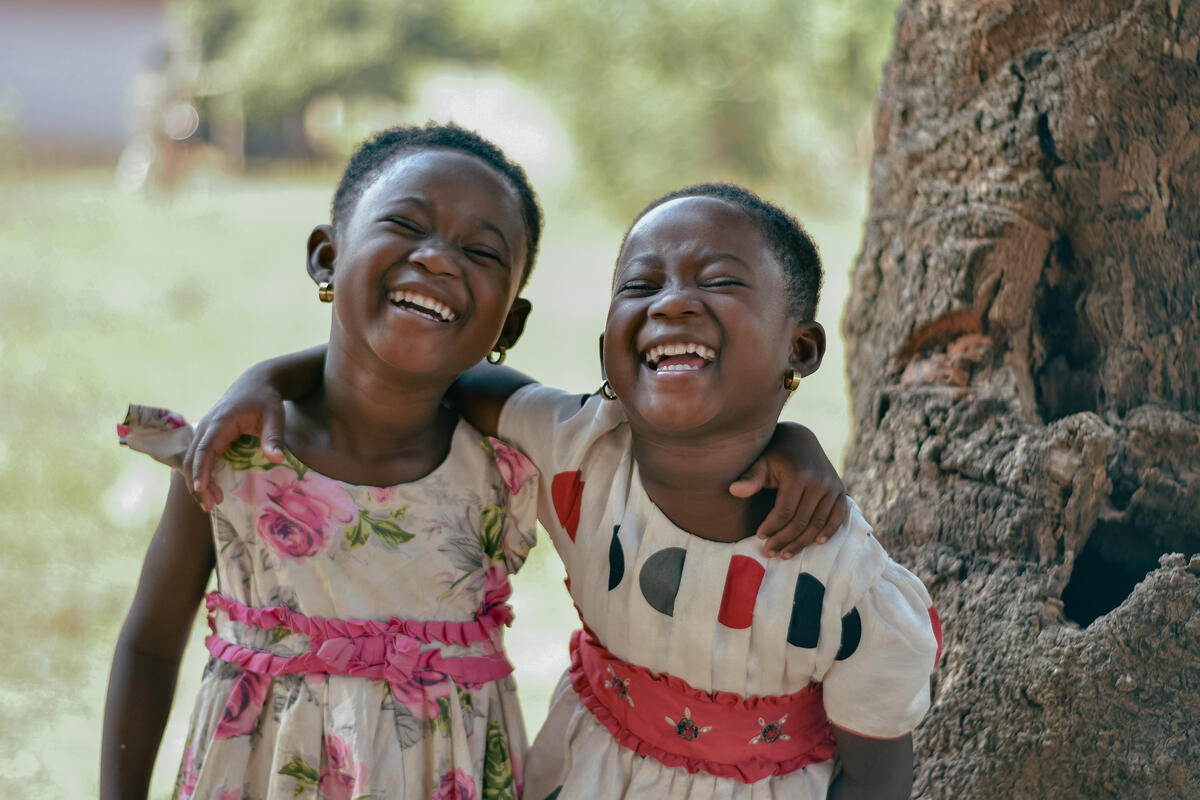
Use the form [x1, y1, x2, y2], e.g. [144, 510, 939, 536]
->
[569, 626, 837, 783]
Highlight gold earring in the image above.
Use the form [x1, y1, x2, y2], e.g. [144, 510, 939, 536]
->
[784, 369, 800, 391]
[317, 281, 334, 303]
[487, 347, 506, 365]
[599, 379, 618, 400]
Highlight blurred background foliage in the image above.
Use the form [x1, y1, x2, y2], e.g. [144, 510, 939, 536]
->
[171, 0, 896, 215]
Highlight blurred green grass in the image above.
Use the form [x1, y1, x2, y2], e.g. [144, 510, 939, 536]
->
[0, 164, 861, 797]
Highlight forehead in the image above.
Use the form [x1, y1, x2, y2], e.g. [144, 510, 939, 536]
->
[620, 196, 774, 268]
[356, 149, 524, 232]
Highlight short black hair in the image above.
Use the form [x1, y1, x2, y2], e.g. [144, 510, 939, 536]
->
[620, 183, 823, 319]
[331, 122, 543, 289]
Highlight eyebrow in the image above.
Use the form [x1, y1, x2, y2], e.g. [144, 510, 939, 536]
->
[620, 250, 751, 270]
[382, 198, 512, 252]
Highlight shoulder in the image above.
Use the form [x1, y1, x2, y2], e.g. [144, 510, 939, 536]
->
[794, 497, 888, 601]
[454, 416, 539, 496]
[497, 383, 628, 472]
[500, 383, 624, 429]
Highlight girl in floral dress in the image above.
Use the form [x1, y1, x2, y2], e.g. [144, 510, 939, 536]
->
[101, 124, 547, 800]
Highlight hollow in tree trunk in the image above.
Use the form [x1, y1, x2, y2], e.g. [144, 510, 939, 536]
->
[843, 1, 1200, 796]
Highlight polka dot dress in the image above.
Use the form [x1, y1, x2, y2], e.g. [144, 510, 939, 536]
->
[499, 385, 941, 800]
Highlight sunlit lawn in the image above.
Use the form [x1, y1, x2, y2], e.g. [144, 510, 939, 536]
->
[0, 164, 861, 797]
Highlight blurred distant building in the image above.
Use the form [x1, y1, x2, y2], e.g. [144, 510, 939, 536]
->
[0, 0, 166, 161]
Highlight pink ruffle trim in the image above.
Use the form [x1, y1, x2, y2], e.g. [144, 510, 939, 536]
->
[206, 589, 513, 648]
[205, 592, 514, 688]
[569, 627, 837, 784]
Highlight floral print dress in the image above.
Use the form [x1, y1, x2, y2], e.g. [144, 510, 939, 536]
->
[119, 405, 540, 800]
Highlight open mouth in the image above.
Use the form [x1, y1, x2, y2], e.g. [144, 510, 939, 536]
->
[387, 289, 457, 322]
[643, 341, 716, 372]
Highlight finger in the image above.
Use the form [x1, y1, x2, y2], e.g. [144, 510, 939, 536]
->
[766, 521, 821, 559]
[813, 493, 849, 545]
[260, 409, 286, 462]
[181, 423, 202, 495]
[192, 422, 240, 506]
[188, 441, 218, 511]
[729, 459, 769, 498]
[755, 485, 804, 546]
[768, 484, 835, 561]
[763, 486, 825, 557]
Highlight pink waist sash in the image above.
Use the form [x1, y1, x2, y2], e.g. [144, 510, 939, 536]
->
[569, 627, 837, 783]
[203, 592, 514, 739]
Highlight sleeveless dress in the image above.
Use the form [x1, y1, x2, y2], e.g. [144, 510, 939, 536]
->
[496, 386, 942, 800]
[119, 404, 540, 800]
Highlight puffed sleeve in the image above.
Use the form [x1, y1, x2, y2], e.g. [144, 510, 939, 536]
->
[117, 404, 194, 469]
[820, 558, 942, 739]
[497, 384, 627, 557]
[481, 435, 540, 574]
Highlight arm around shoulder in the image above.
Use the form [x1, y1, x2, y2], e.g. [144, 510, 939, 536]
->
[446, 360, 537, 438]
[101, 473, 216, 800]
[184, 344, 327, 508]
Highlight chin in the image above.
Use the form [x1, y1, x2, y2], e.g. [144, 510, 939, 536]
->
[628, 398, 717, 436]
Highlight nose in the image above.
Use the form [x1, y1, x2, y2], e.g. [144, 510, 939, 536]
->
[410, 241, 462, 277]
[648, 283, 703, 318]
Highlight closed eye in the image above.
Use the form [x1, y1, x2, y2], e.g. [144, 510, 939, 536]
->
[702, 278, 744, 289]
[465, 246, 506, 265]
[617, 280, 659, 294]
[386, 216, 424, 235]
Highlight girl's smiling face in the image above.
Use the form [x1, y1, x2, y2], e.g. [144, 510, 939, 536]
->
[311, 148, 530, 384]
[603, 195, 823, 438]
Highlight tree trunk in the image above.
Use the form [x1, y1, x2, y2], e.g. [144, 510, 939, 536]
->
[843, 1, 1200, 797]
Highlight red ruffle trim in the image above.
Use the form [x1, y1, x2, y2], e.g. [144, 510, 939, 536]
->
[568, 628, 837, 784]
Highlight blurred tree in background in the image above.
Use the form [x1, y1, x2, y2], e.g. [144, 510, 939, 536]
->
[169, 0, 898, 215]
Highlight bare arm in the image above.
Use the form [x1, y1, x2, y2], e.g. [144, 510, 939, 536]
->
[101, 473, 216, 800]
[826, 727, 914, 800]
[444, 361, 537, 438]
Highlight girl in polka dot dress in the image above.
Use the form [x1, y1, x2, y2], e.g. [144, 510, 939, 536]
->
[480, 185, 942, 799]
[189, 183, 939, 799]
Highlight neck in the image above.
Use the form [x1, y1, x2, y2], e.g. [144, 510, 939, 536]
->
[287, 341, 458, 485]
[630, 422, 778, 542]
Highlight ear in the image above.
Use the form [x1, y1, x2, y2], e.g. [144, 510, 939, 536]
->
[307, 224, 336, 285]
[789, 321, 826, 377]
[496, 297, 532, 351]
[598, 333, 606, 379]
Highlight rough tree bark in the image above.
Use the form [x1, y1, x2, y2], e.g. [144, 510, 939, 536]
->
[843, 1, 1200, 797]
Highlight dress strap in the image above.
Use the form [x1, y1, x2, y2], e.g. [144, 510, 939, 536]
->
[569, 626, 837, 783]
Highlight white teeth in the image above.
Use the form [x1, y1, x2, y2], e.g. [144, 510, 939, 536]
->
[387, 289, 456, 321]
[643, 342, 716, 365]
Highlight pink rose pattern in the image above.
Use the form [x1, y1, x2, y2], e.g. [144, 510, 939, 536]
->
[488, 438, 536, 495]
[236, 469, 357, 560]
[213, 670, 271, 739]
[318, 733, 370, 800]
[433, 768, 479, 800]
[389, 666, 454, 719]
